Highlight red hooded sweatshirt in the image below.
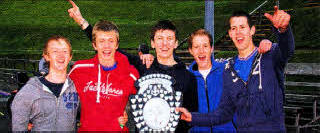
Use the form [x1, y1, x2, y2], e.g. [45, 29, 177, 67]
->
[69, 52, 139, 131]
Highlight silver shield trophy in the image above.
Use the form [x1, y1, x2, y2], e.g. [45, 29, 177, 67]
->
[129, 73, 182, 132]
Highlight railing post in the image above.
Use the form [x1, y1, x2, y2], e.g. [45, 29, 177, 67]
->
[205, 0, 214, 57]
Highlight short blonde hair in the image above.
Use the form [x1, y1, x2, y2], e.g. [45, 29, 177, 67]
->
[92, 20, 119, 44]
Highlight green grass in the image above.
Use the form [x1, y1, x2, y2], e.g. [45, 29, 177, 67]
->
[0, 0, 318, 62]
[0, 0, 205, 51]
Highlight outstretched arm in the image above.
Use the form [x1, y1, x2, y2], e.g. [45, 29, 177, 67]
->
[177, 78, 236, 127]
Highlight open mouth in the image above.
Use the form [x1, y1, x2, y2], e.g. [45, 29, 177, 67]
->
[236, 37, 244, 44]
[103, 50, 111, 56]
[160, 49, 169, 53]
[198, 55, 206, 61]
[57, 59, 65, 64]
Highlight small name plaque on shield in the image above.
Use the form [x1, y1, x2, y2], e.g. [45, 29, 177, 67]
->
[129, 73, 182, 132]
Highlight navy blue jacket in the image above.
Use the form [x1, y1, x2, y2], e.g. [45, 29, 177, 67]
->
[188, 57, 236, 132]
[191, 27, 294, 132]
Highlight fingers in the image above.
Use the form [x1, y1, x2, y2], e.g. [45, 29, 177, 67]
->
[123, 111, 128, 118]
[118, 116, 128, 125]
[266, 6, 290, 29]
[264, 13, 273, 22]
[258, 39, 272, 54]
[274, 6, 279, 13]
[68, 0, 78, 8]
[140, 54, 154, 68]
[176, 107, 192, 122]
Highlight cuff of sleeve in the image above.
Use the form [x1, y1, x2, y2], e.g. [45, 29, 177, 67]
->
[80, 20, 89, 30]
[278, 25, 291, 35]
[190, 112, 204, 126]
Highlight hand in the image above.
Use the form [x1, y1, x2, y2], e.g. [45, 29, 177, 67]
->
[67, 0, 88, 29]
[176, 107, 192, 122]
[264, 6, 291, 33]
[140, 54, 154, 69]
[258, 39, 272, 54]
[118, 111, 128, 128]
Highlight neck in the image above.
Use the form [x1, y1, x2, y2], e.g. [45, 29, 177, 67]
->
[198, 63, 212, 71]
[238, 41, 256, 58]
[45, 70, 67, 83]
[99, 58, 116, 67]
[157, 56, 177, 66]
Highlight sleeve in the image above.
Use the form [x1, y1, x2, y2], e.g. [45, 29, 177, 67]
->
[273, 26, 295, 66]
[11, 85, 34, 131]
[117, 49, 145, 73]
[128, 65, 139, 95]
[190, 72, 236, 127]
[68, 63, 81, 93]
[83, 24, 93, 42]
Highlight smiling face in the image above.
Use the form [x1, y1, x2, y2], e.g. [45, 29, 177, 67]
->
[93, 31, 119, 66]
[228, 16, 255, 52]
[44, 39, 72, 72]
[189, 35, 213, 70]
[151, 29, 178, 60]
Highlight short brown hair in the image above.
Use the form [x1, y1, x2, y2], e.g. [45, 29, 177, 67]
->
[43, 35, 72, 56]
[188, 29, 213, 49]
[92, 20, 119, 43]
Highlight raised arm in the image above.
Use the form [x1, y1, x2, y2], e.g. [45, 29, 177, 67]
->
[265, 6, 295, 63]
[66, 0, 153, 70]
[67, 0, 89, 30]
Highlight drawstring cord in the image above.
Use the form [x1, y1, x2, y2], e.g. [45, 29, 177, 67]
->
[258, 54, 263, 90]
[96, 64, 101, 103]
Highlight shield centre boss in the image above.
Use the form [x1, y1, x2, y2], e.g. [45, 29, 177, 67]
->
[130, 73, 182, 132]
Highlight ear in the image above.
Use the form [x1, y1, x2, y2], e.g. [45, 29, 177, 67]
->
[69, 55, 73, 62]
[174, 40, 178, 49]
[250, 26, 256, 36]
[92, 42, 98, 51]
[151, 40, 155, 49]
[43, 53, 49, 62]
[228, 29, 232, 38]
[115, 43, 119, 50]
[188, 48, 194, 56]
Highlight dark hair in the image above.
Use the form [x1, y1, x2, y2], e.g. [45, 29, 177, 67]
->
[92, 20, 119, 43]
[227, 10, 253, 29]
[188, 29, 213, 49]
[43, 35, 72, 56]
[150, 20, 178, 41]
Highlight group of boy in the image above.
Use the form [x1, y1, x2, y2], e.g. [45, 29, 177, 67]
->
[10, 0, 294, 132]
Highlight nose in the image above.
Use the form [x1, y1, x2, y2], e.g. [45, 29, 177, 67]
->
[159, 39, 170, 47]
[199, 47, 204, 53]
[103, 43, 112, 49]
[236, 28, 241, 34]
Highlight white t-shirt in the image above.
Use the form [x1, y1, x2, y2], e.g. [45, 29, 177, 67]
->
[199, 68, 211, 81]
